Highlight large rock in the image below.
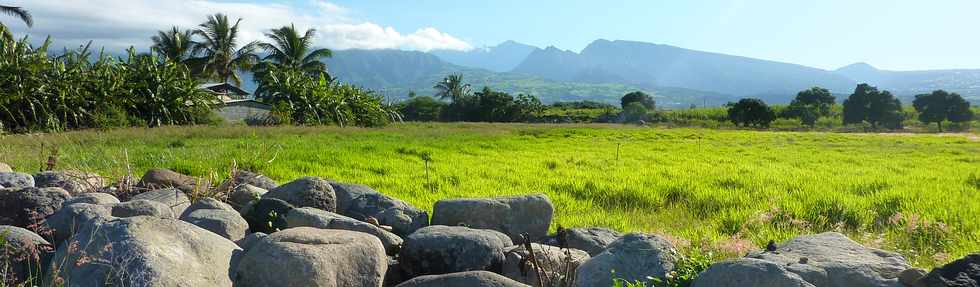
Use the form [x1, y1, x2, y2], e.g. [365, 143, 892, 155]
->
[746, 232, 911, 287]
[111, 199, 175, 218]
[0, 225, 53, 283]
[915, 253, 980, 287]
[229, 184, 267, 209]
[502, 243, 589, 286]
[0, 162, 12, 172]
[0, 187, 70, 229]
[137, 168, 209, 194]
[553, 227, 621, 256]
[574, 233, 680, 287]
[217, 170, 278, 191]
[399, 225, 513, 278]
[65, 192, 119, 205]
[181, 197, 236, 217]
[44, 216, 241, 287]
[331, 182, 429, 236]
[263, 177, 336, 212]
[431, 194, 553, 242]
[130, 188, 190, 216]
[181, 208, 249, 242]
[233, 227, 387, 287]
[395, 271, 530, 287]
[34, 171, 105, 195]
[43, 203, 113, 244]
[286, 207, 403, 255]
[0, 172, 35, 189]
[241, 198, 294, 233]
[692, 258, 817, 287]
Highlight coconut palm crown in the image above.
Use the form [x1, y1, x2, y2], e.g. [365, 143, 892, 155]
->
[191, 13, 258, 86]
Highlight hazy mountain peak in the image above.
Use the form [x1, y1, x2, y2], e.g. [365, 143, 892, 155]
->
[430, 40, 539, 72]
[836, 62, 879, 73]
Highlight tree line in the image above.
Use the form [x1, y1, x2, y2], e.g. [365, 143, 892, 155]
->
[723, 84, 974, 131]
[397, 74, 544, 122]
[0, 11, 397, 133]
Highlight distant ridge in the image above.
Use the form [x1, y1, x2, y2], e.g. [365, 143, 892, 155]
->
[511, 39, 857, 98]
[430, 41, 539, 72]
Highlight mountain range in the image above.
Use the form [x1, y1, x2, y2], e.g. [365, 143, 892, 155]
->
[321, 39, 980, 107]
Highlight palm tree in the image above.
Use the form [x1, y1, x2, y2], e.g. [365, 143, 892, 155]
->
[257, 24, 332, 76]
[191, 13, 258, 86]
[434, 74, 471, 103]
[0, 5, 32, 27]
[151, 26, 196, 63]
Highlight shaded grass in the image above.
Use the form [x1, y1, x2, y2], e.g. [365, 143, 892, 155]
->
[0, 123, 978, 267]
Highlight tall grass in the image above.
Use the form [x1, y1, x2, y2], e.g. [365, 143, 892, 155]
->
[0, 123, 977, 267]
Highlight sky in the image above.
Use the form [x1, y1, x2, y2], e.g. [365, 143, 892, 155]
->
[4, 0, 980, 71]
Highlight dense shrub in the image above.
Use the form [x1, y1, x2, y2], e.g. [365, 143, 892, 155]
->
[0, 30, 214, 132]
[398, 96, 445, 122]
[254, 65, 398, 127]
[440, 86, 544, 122]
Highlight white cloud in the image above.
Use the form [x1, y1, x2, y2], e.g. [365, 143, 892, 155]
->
[3, 0, 472, 52]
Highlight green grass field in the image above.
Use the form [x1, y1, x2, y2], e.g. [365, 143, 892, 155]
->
[1, 123, 978, 267]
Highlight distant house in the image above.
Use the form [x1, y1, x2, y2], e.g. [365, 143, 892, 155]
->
[199, 83, 271, 123]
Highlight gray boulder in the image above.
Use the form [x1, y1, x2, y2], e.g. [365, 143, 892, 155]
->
[0, 225, 52, 283]
[237, 232, 267, 251]
[395, 271, 530, 287]
[915, 253, 980, 287]
[217, 170, 278, 191]
[131, 188, 190, 216]
[0, 172, 34, 188]
[137, 168, 210, 194]
[229, 184, 267, 209]
[574, 233, 680, 287]
[263, 176, 336, 212]
[431, 194, 553, 242]
[233, 227, 387, 287]
[0, 187, 70, 229]
[43, 203, 113, 244]
[331, 182, 429, 236]
[0, 162, 11, 172]
[44, 216, 241, 287]
[181, 197, 236, 217]
[556, 227, 621, 256]
[34, 171, 105, 195]
[241, 198, 294, 233]
[65, 192, 119, 205]
[181, 208, 249, 242]
[692, 258, 817, 287]
[111, 199, 175, 218]
[399, 225, 513, 277]
[286, 207, 403, 255]
[502, 243, 589, 286]
[746, 232, 911, 287]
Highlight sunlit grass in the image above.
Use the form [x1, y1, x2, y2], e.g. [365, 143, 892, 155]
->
[1, 123, 977, 267]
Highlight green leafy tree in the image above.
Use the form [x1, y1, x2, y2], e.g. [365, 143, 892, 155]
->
[843, 84, 903, 129]
[399, 96, 445, 122]
[192, 13, 258, 86]
[622, 102, 649, 123]
[785, 87, 835, 127]
[0, 5, 32, 27]
[433, 74, 471, 103]
[727, 98, 776, 127]
[913, 90, 974, 132]
[256, 24, 332, 77]
[151, 26, 196, 63]
[621, 91, 655, 109]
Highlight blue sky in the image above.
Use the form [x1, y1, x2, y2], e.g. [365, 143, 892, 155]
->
[7, 0, 980, 71]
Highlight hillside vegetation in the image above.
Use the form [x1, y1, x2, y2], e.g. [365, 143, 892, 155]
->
[1, 124, 977, 267]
